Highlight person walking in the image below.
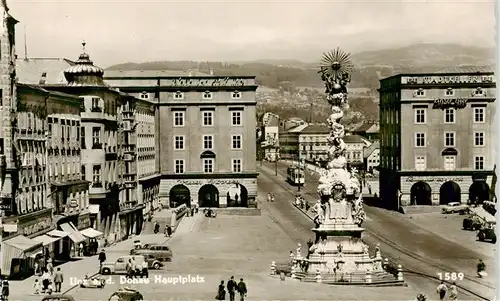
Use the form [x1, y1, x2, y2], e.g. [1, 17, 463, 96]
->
[368, 184, 372, 195]
[126, 259, 133, 279]
[166, 226, 172, 237]
[227, 276, 236, 301]
[46, 258, 54, 276]
[448, 282, 458, 300]
[271, 194, 275, 202]
[215, 280, 226, 300]
[41, 269, 51, 293]
[53, 268, 63, 293]
[134, 257, 142, 277]
[153, 221, 160, 234]
[477, 259, 487, 278]
[237, 278, 247, 301]
[141, 260, 148, 278]
[78, 243, 84, 257]
[436, 281, 447, 300]
[1, 279, 9, 301]
[33, 278, 41, 294]
[98, 249, 106, 269]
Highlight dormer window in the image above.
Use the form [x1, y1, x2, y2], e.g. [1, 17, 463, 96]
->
[91, 97, 102, 112]
[473, 87, 486, 97]
[174, 91, 184, 99]
[414, 88, 425, 97]
[140, 92, 149, 99]
[231, 91, 241, 99]
[445, 88, 454, 96]
[202, 91, 213, 100]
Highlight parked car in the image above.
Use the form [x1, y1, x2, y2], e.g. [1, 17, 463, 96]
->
[130, 244, 173, 262]
[477, 222, 497, 243]
[145, 254, 164, 270]
[109, 287, 143, 301]
[442, 202, 469, 214]
[101, 255, 147, 276]
[463, 215, 484, 231]
[483, 201, 497, 215]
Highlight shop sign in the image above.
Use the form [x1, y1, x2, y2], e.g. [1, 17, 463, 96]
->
[403, 75, 494, 85]
[176, 179, 240, 186]
[19, 216, 52, 236]
[164, 77, 250, 87]
[433, 98, 468, 109]
[78, 214, 91, 230]
[405, 176, 464, 183]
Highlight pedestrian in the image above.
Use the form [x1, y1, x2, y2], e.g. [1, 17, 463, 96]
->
[98, 249, 106, 269]
[271, 194, 275, 202]
[164, 225, 168, 237]
[33, 278, 41, 294]
[215, 280, 226, 300]
[279, 271, 285, 282]
[166, 226, 172, 237]
[46, 258, 54, 275]
[305, 201, 310, 211]
[477, 259, 487, 278]
[154, 221, 160, 234]
[78, 242, 84, 257]
[134, 257, 142, 277]
[368, 184, 372, 195]
[41, 269, 51, 292]
[237, 278, 247, 301]
[436, 281, 447, 300]
[141, 260, 148, 278]
[126, 259, 133, 279]
[289, 251, 295, 264]
[449, 282, 458, 300]
[267, 193, 271, 202]
[53, 267, 63, 293]
[1, 280, 9, 300]
[34, 259, 39, 277]
[227, 276, 236, 301]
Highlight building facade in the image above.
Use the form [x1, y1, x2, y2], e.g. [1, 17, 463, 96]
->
[363, 140, 380, 173]
[261, 112, 279, 162]
[104, 72, 258, 208]
[378, 67, 496, 210]
[343, 134, 369, 168]
[352, 121, 379, 141]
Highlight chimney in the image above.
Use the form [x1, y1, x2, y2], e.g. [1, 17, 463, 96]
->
[209, 68, 214, 75]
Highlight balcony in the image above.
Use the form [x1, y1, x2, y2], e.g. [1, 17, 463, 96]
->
[92, 143, 103, 150]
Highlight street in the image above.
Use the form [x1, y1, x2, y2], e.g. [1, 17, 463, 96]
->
[258, 161, 496, 300]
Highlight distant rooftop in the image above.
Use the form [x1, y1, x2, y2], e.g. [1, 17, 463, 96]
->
[363, 140, 380, 158]
[434, 65, 495, 74]
[343, 134, 367, 144]
[104, 69, 210, 78]
[354, 122, 380, 134]
[16, 58, 74, 85]
[299, 124, 330, 134]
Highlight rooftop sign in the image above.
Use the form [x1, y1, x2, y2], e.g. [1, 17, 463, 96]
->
[402, 75, 494, 85]
[433, 98, 468, 109]
[161, 77, 253, 87]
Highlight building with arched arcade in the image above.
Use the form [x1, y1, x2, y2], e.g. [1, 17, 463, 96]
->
[104, 71, 259, 209]
[378, 66, 496, 210]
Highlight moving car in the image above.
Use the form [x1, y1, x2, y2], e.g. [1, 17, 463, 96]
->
[101, 255, 147, 276]
[477, 221, 497, 243]
[441, 202, 468, 214]
[130, 244, 173, 262]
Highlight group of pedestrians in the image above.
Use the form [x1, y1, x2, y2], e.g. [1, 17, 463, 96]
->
[435, 281, 458, 300]
[125, 257, 148, 279]
[216, 276, 247, 301]
[33, 267, 64, 295]
[267, 193, 275, 202]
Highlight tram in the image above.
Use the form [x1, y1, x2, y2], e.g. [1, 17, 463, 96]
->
[287, 165, 305, 186]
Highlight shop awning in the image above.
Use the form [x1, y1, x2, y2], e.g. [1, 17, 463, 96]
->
[33, 234, 61, 246]
[80, 228, 103, 238]
[3, 235, 43, 254]
[60, 222, 86, 244]
[47, 229, 69, 238]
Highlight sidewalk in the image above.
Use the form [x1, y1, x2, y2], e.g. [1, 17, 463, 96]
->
[9, 213, 195, 300]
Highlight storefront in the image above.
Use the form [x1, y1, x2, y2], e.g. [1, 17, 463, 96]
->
[160, 176, 258, 208]
[1, 235, 43, 279]
[397, 172, 494, 207]
[55, 211, 101, 257]
[138, 175, 160, 219]
[119, 204, 145, 240]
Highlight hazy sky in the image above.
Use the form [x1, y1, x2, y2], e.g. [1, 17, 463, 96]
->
[8, 0, 496, 67]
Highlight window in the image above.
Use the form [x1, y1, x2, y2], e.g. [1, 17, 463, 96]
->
[174, 159, 184, 174]
[474, 156, 485, 170]
[173, 111, 185, 127]
[474, 132, 485, 146]
[445, 88, 454, 96]
[91, 97, 101, 112]
[92, 127, 101, 148]
[81, 127, 85, 149]
[202, 111, 213, 126]
[231, 111, 242, 126]
[444, 156, 456, 171]
[203, 135, 213, 149]
[444, 132, 455, 147]
[414, 108, 426, 124]
[415, 156, 427, 171]
[415, 89, 425, 97]
[92, 165, 102, 185]
[81, 166, 86, 181]
[444, 108, 455, 123]
[473, 87, 485, 96]
[231, 135, 242, 149]
[203, 158, 214, 173]
[474, 107, 485, 123]
[231, 91, 241, 99]
[232, 159, 242, 173]
[173, 91, 184, 99]
[174, 136, 185, 150]
[202, 91, 213, 99]
[140, 92, 149, 99]
[415, 132, 426, 147]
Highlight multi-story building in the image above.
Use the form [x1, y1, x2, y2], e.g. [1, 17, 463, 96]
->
[343, 134, 369, 168]
[104, 71, 258, 209]
[363, 140, 380, 173]
[352, 121, 380, 141]
[260, 112, 280, 161]
[278, 123, 329, 164]
[378, 67, 496, 210]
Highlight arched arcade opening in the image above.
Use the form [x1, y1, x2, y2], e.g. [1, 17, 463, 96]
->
[227, 183, 249, 207]
[469, 182, 490, 205]
[440, 181, 461, 205]
[410, 181, 432, 205]
[169, 185, 191, 208]
[199, 184, 219, 208]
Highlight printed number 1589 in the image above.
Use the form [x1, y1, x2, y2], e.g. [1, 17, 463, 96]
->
[437, 272, 464, 281]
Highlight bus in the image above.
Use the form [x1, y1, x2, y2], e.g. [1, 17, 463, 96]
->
[287, 166, 305, 186]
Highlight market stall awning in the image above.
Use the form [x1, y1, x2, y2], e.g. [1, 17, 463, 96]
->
[3, 235, 43, 253]
[33, 234, 61, 246]
[47, 229, 69, 238]
[80, 228, 103, 238]
[60, 222, 86, 243]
